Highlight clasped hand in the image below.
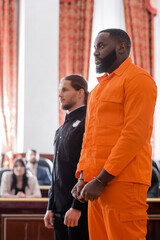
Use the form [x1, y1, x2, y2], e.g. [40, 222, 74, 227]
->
[72, 178, 105, 202]
[16, 191, 26, 198]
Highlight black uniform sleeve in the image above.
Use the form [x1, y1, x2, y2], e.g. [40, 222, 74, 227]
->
[47, 185, 54, 211]
[70, 118, 87, 211]
[71, 198, 88, 211]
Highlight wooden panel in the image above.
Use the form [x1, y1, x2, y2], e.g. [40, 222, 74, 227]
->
[147, 218, 160, 240]
[0, 198, 53, 240]
[0, 198, 159, 240]
[39, 186, 50, 198]
[147, 199, 160, 240]
[1, 214, 53, 240]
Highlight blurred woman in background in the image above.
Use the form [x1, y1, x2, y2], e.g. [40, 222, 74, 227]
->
[1, 158, 41, 198]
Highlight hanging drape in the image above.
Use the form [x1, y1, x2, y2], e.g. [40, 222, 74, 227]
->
[123, 0, 156, 76]
[59, 0, 94, 125]
[145, 0, 157, 15]
[0, 0, 17, 155]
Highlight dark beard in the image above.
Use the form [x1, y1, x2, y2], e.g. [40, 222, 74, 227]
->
[62, 104, 73, 110]
[96, 48, 117, 73]
[30, 161, 38, 165]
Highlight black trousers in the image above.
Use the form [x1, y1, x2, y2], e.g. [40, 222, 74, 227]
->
[54, 211, 89, 240]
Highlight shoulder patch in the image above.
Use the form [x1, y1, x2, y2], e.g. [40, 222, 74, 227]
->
[72, 120, 81, 127]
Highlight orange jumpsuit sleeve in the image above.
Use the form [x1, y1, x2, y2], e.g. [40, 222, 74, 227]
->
[104, 74, 157, 176]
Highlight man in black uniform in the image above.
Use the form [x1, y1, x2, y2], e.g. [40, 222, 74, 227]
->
[44, 75, 89, 240]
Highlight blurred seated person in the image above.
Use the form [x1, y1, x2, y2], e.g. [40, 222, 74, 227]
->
[26, 149, 51, 185]
[1, 158, 41, 198]
[147, 160, 160, 198]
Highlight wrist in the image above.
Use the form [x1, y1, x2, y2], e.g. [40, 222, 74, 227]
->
[80, 171, 83, 178]
[97, 169, 114, 185]
[78, 171, 84, 181]
[93, 177, 106, 187]
[71, 208, 81, 212]
[78, 178, 84, 181]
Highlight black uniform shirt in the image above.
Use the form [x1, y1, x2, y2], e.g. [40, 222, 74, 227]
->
[48, 106, 87, 213]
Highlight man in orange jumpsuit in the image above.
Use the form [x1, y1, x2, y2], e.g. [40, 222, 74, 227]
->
[72, 29, 157, 240]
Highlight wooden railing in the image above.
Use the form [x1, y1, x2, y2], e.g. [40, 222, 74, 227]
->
[0, 198, 53, 240]
[0, 197, 159, 240]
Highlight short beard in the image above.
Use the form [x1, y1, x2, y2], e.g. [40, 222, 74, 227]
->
[30, 161, 37, 165]
[61, 104, 73, 111]
[96, 48, 117, 73]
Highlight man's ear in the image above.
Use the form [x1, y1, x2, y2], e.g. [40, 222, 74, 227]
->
[117, 42, 126, 55]
[78, 89, 85, 99]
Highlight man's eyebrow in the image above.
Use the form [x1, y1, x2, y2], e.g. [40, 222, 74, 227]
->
[59, 87, 67, 91]
[94, 41, 104, 48]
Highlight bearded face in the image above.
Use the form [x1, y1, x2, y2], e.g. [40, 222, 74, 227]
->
[95, 48, 117, 74]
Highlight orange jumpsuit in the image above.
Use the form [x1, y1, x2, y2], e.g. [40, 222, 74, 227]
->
[76, 58, 157, 240]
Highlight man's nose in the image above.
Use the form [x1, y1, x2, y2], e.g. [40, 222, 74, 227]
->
[59, 91, 62, 98]
[94, 48, 99, 56]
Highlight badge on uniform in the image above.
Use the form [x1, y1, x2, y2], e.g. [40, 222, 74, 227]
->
[72, 120, 81, 127]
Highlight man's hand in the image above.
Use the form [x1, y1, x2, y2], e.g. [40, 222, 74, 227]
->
[44, 210, 54, 229]
[80, 178, 105, 201]
[64, 208, 81, 227]
[71, 179, 86, 202]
